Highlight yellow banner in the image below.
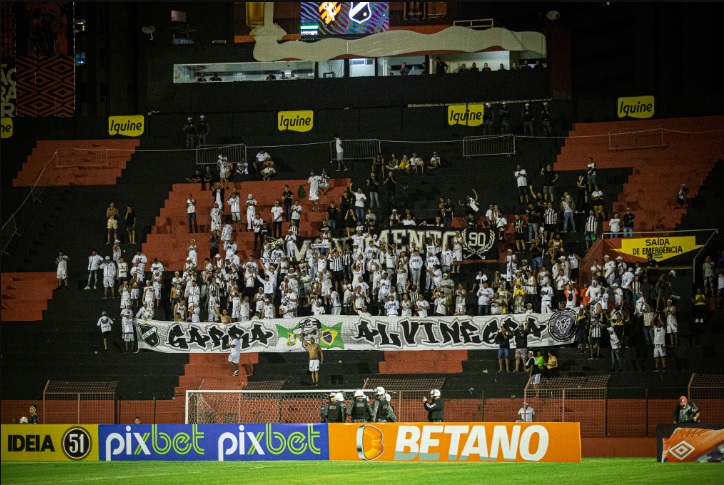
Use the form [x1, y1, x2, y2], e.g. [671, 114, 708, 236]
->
[617, 95, 654, 119]
[1, 424, 98, 461]
[1, 117, 12, 138]
[448, 104, 484, 126]
[278, 110, 314, 132]
[108, 115, 145, 137]
[613, 236, 702, 261]
[329, 422, 581, 462]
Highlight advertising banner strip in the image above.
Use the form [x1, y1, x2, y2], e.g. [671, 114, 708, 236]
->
[135, 311, 578, 354]
[328, 422, 581, 462]
[1, 425, 98, 462]
[98, 424, 328, 461]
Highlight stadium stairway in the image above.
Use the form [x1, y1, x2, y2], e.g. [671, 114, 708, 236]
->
[143, 179, 352, 271]
[12, 139, 140, 187]
[379, 350, 468, 374]
[1, 272, 58, 321]
[679, 159, 724, 235]
[174, 353, 259, 396]
[555, 116, 724, 231]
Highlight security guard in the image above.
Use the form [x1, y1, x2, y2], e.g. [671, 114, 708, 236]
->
[423, 389, 444, 422]
[482, 103, 494, 135]
[183, 117, 196, 148]
[522, 102, 534, 136]
[197, 115, 209, 146]
[372, 388, 396, 423]
[321, 391, 346, 423]
[499, 102, 510, 134]
[347, 389, 373, 423]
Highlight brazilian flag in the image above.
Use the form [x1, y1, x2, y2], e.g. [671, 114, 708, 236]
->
[319, 322, 345, 349]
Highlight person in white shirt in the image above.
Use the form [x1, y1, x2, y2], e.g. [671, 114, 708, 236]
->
[609, 213, 622, 237]
[415, 294, 430, 318]
[228, 190, 241, 231]
[540, 283, 554, 313]
[97, 311, 113, 350]
[187, 194, 198, 233]
[210, 203, 222, 237]
[477, 282, 494, 315]
[229, 337, 241, 376]
[101, 256, 117, 299]
[246, 194, 257, 231]
[354, 187, 367, 222]
[517, 402, 535, 422]
[308, 171, 321, 211]
[334, 135, 348, 172]
[120, 304, 136, 352]
[271, 200, 284, 238]
[514, 166, 529, 205]
[409, 152, 423, 174]
[384, 295, 399, 316]
[254, 149, 270, 174]
[86, 250, 104, 290]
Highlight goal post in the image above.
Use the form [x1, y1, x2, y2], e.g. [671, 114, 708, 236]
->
[185, 389, 376, 424]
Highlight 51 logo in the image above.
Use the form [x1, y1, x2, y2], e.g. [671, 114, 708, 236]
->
[62, 427, 93, 460]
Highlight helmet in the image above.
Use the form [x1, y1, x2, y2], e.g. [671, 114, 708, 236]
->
[329, 391, 337, 398]
[375, 386, 385, 396]
[336, 392, 345, 402]
[200, 115, 205, 119]
[187, 117, 192, 121]
[525, 102, 530, 107]
[543, 102, 548, 106]
[430, 389, 441, 398]
[353, 389, 365, 398]
[19, 416, 28, 424]
[485, 102, 491, 108]
[385, 393, 391, 402]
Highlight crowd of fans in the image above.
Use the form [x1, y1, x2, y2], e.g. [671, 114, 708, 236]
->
[61, 142, 724, 373]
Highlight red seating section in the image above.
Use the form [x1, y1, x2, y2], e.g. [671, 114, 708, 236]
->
[144, 178, 351, 271]
[379, 350, 468, 374]
[556, 116, 724, 231]
[13, 139, 140, 187]
[1, 272, 58, 321]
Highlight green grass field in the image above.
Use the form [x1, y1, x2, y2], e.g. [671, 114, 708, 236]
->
[1, 459, 721, 485]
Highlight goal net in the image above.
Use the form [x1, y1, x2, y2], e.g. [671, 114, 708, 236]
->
[186, 389, 375, 424]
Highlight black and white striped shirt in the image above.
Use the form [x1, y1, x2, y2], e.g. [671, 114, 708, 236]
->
[585, 215, 597, 233]
[329, 256, 343, 272]
[544, 208, 556, 225]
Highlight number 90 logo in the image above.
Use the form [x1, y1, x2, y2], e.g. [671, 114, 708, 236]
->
[62, 427, 93, 460]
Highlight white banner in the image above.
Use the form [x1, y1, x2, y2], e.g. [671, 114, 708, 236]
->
[134, 311, 578, 353]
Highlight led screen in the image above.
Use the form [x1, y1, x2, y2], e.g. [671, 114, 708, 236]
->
[301, 2, 389, 37]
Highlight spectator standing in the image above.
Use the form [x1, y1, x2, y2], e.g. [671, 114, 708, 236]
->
[85, 250, 103, 290]
[609, 213, 622, 238]
[517, 402, 535, 422]
[334, 135, 348, 171]
[622, 208, 635, 238]
[97, 311, 113, 350]
[282, 185, 294, 222]
[228, 337, 241, 376]
[354, 187, 367, 223]
[106, 202, 120, 244]
[186, 195, 198, 233]
[56, 250, 69, 289]
[526, 351, 541, 397]
[514, 166, 528, 206]
[124, 206, 136, 244]
[494, 326, 511, 372]
[435, 56, 449, 74]
[673, 395, 700, 424]
[271, 201, 284, 238]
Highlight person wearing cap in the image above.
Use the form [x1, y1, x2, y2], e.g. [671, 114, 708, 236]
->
[522, 102, 534, 136]
[541, 101, 553, 136]
[101, 256, 117, 299]
[517, 401, 535, 422]
[673, 395, 699, 424]
[321, 391, 346, 423]
[423, 389, 444, 422]
[97, 310, 113, 350]
[183, 116, 196, 148]
[499, 102, 510, 134]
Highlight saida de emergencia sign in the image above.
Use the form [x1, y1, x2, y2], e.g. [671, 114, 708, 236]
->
[613, 236, 702, 261]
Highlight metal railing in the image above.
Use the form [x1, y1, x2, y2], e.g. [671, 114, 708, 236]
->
[608, 127, 666, 151]
[195, 143, 247, 166]
[463, 134, 515, 157]
[330, 139, 381, 162]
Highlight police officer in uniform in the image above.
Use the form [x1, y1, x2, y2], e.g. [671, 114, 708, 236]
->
[347, 389, 373, 423]
[499, 102, 510, 134]
[372, 388, 397, 423]
[423, 389, 444, 422]
[321, 391, 346, 423]
[183, 117, 196, 148]
[197, 115, 209, 146]
[541, 102, 553, 136]
[483, 103, 494, 135]
[522, 102, 534, 136]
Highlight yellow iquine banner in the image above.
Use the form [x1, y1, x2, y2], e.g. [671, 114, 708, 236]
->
[1, 424, 98, 461]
